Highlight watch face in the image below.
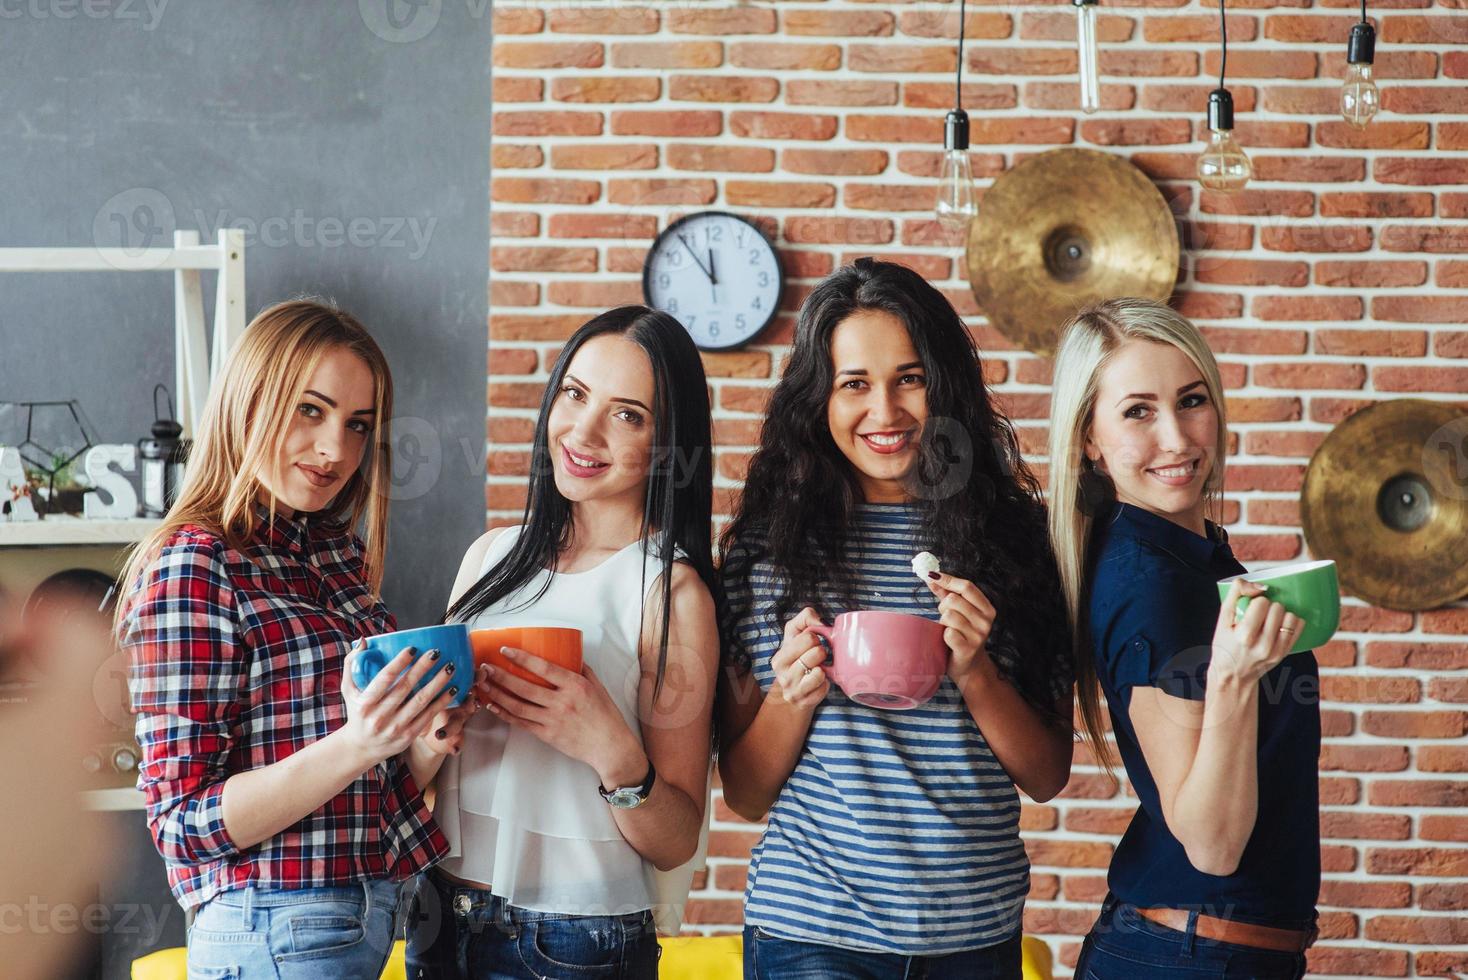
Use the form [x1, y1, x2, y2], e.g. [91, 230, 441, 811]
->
[607, 788, 645, 809]
[643, 211, 783, 351]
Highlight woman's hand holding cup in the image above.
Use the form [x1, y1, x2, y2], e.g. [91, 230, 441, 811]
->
[1211, 579, 1304, 687]
[340, 642, 460, 769]
[771, 607, 829, 711]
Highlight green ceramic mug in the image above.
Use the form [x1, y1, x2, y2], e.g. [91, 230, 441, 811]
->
[1216, 559, 1340, 655]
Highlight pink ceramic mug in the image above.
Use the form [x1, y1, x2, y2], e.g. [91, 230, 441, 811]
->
[808, 610, 949, 711]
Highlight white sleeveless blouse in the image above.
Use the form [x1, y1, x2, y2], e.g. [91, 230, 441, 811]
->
[433, 527, 710, 934]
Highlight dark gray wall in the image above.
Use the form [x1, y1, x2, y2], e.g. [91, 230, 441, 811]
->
[0, 1, 492, 629]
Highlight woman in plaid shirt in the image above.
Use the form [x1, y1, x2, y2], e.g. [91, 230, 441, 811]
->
[120, 300, 469, 978]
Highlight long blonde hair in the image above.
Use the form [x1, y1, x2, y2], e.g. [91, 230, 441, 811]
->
[118, 300, 395, 615]
[1047, 297, 1229, 771]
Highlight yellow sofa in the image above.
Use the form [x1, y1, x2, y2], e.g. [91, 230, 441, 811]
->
[135, 933, 1054, 979]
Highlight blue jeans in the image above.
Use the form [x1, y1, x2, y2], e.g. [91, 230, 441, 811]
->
[743, 926, 1022, 980]
[404, 871, 659, 979]
[186, 879, 401, 979]
[1074, 896, 1308, 980]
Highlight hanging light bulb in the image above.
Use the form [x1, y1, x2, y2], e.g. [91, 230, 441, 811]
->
[1341, 9, 1379, 129]
[1074, 0, 1101, 115]
[935, 0, 978, 233]
[1197, 0, 1251, 191]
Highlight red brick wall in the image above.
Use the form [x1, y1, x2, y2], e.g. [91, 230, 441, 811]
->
[488, 4, 1468, 975]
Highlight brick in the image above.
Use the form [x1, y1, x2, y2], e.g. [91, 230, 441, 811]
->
[1321, 809, 1412, 839]
[1320, 192, 1433, 219]
[551, 77, 660, 104]
[1141, 83, 1256, 113]
[1321, 675, 1419, 703]
[700, 351, 772, 379]
[843, 184, 941, 212]
[1252, 295, 1362, 321]
[1365, 915, 1468, 945]
[1315, 640, 1358, 669]
[1362, 709, 1468, 738]
[1229, 533, 1301, 561]
[1020, 804, 1059, 831]
[1320, 744, 1411, 771]
[781, 148, 889, 178]
[486, 483, 528, 512]
[786, 79, 898, 106]
[1200, 189, 1314, 217]
[493, 111, 603, 138]
[1319, 879, 1412, 909]
[1381, 14, 1468, 42]
[1442, 123, 1468, 152]
[488, 417, 535, 445]
[1255, 362, 1367, 390]
[1337, 605, 1416, 632]
[726, 181, 836, 209]
[849, 43, 957, 74]
[729, 42, 841, 71]
[490, 212, 538, 238]
[788, 10, 897, 36]
[1080, 118, 1191, 145]
[1321, 260, 1430, 288]
[968, 46, 1077, 76]
[1175, 292, 1244, 319]
[905, 81, 1018, 110]
[1381, 226, 1468, 252]
[1252, 155, 1364, 183]
[1101, 49, 1198, 76]
[1227, 121, 1314, 150]
[1195, 258, 1309, 288]
[668, 75, 779, 104]
[1226, 396, 1302, 422]
[971, 117, 1075, 144]
[1243, 430, 1323, 457]
[486, 449, 531, 476]
[1422, 607, 1468, 633]
[1024, 81, 1135, 111]
[1204, 49, 1316, 79]
[608, 178, 717, 207]
[493, 77, 543, 102]
[548, 6, 658, 34]
[1223, 464, 1304, 492]
[490, 313, 590, 341]
[1375, 157, 1468, 185]
[1260, 225, 1371, 253]
[1383, 86, 1468, 114]
[1247, 498, 1301, 526]
[605, 247, 649, 274]
[1420, 882, 1468, 910]
[666, 7, 776, 35]
[546, 280, 643, 308]
[840, 251, 951, 280]
[681, 899, 743, 925]
[1028, 873, 1059, 901]
[611, 110, 721, 138]
[1375, 296, 1468, 325]
[548, 214, 655, 240]
[847, 114, 942, 144]
[493, 8, 542, 34]
[1024, 839, 1115, 868]
[1023, 907, 1104, 937]
[494, 41, 603, 70]
[1439, 262, 1468, 288]
[667, 144, 775, 173]
[491, 144, 544, 169]
[1315, 120, 1431, 150]
[548, 144, 658, 171]
[1322, 49, 1438, 80]
[1020, 11, 1134, 41]
[491, 178, 601, 206]
[899, 10, 1013, 39]
[1306, 946, 1408, 977]
[612, 41, 722, 69]
[1185, 221, 1254, 251]
[1322, 710, 1355, 737]
[1266, 13, 1375, 42]
[784, 217, 895, 246]
[1147, 13, 1258, 41]
[730, 111, 838, 141]
[1430, 677, 1468, 703]
[489, 281, 539, 307]
[1320, 778, 1361, 806]
[490, 247, 598, 275]
[1261, 85, 1340, 115]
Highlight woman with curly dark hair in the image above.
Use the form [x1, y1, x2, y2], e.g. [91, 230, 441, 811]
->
[718, 259, 1089, 978]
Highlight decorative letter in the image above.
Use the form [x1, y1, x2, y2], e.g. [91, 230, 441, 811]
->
[81, 444, 140, 520]
[0, 446, 38, 522]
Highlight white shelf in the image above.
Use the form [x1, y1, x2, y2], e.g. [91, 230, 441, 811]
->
[82, 787, 147, 812]
[0, 516, 160, 547]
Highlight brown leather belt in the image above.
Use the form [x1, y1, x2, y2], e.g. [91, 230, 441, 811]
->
[1136, 907, 1317, 954]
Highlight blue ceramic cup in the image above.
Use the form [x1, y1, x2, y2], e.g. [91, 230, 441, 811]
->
[351, 623, 473, 708]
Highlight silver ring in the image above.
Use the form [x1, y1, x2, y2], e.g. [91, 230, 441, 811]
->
[1279, 626, 1296, 634]
[802, 666, 812, 677]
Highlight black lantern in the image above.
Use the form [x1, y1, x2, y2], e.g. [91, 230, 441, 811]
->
[137, 385, 189, 519]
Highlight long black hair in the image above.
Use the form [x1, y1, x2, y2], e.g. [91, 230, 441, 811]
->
[448, 306, 719, 696]
[719, 259, 1071, 720]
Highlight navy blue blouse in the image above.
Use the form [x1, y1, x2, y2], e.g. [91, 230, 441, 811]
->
[1086, 503, 1320, 925]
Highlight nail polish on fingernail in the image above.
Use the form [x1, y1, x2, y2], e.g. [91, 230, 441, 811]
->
[448, 686, 459, 697]
[445, 662, 456, 675]
[927, 571, 940, 580]
[428, 649, 440, 661]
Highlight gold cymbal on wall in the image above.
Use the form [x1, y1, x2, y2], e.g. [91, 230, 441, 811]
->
[1301, 399, 1468, 611]
[965, 147, 1179, 357]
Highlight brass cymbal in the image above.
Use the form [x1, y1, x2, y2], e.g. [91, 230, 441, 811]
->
[1301, 399, 1468, 611]
[965, 147, 1179, 357]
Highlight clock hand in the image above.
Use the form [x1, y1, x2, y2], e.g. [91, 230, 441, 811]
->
[676, 234, 713, 282]
[708, 249, 718, 286]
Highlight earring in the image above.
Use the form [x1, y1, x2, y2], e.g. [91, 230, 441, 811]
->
[1076, 458, 1116, 517]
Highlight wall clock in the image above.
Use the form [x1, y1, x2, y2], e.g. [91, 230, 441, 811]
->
[642, 211, 783, 351]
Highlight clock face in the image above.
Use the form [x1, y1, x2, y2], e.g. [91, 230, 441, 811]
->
[642, 211, 783, 351]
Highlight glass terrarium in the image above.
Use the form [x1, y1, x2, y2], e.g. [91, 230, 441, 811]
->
[0, 400, 98, 517]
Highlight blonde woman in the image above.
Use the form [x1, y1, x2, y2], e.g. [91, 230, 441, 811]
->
[119, 300, 468, 977]
[1048, 298, 1319, 978]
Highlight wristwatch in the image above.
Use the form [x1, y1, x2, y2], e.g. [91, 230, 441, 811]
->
[598, 760, 656, 809]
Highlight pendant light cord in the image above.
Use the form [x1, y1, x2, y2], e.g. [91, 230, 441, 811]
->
[955, 0, 967, 110]
[1217, 0, 1227, 90]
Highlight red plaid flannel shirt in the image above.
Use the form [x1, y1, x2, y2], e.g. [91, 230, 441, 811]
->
[122, 507, 447, 910]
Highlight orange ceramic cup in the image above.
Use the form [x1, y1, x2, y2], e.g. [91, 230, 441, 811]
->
[470, 626, 583, 689]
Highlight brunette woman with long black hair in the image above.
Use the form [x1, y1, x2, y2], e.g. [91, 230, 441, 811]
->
[406, 306, 721, 979]
[719, 260, 1092, 978]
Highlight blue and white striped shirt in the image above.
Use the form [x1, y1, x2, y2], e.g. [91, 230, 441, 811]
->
[733, 504, 1032, 955]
